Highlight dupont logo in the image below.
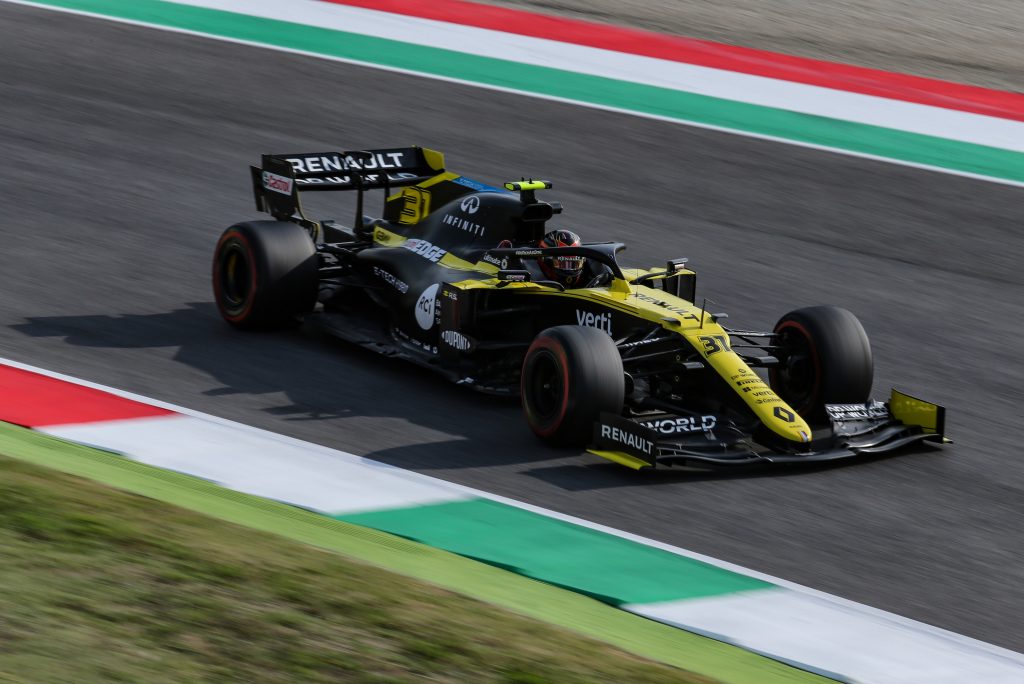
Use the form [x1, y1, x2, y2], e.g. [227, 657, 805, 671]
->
[262, 171, 293, 195]
[441, 330, 473, 351]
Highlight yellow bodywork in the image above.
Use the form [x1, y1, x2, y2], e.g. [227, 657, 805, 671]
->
[385, 172, 462, 226]
[890, 389, 945, 436]
[588, 450, 652, 470]
[547, 284, 812, 444]
[370, 226, 811, 445]
[504, 180, 551, 191]
[421, 147, 446, 172]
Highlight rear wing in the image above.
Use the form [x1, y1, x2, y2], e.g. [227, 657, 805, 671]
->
[250, 147, 445, 220]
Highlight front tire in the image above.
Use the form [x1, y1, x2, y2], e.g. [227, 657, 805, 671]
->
[769, 306, 873, 420]
[521, 326, 624, 446]
[212, 221, 318, 329]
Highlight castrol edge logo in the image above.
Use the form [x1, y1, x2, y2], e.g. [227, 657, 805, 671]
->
[262, 171, 293, 195]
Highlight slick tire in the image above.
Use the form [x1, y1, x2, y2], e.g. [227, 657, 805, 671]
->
[213, 221, 318, 329]
[521, 325, 625, 446]
[769, 306, 873, 421]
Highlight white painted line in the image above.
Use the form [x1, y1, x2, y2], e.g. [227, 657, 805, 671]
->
[3, 0, 1023, 189]
[41, 414, 472, 514]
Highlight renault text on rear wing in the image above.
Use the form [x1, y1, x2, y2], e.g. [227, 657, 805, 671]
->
[250, 146, 445, 219]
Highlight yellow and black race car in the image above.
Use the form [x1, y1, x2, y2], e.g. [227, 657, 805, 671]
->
[212, 146, 947, 468]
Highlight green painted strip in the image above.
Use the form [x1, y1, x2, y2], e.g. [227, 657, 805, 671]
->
[18, 0, 1024, 183]
[339, 499, 770, 605]
[0, 422, 830, 683]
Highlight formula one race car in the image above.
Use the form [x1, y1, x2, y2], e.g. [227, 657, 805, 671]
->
[212, 146, 947, 468]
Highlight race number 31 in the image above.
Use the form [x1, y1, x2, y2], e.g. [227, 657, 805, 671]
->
[698, 334, 731, 356]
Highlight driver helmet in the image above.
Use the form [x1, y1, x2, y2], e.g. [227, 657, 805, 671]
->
[538, 229, 585, 285]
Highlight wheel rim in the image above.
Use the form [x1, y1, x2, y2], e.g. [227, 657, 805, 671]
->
[775, 326, 817, 412]
[527, 350, 564, 421]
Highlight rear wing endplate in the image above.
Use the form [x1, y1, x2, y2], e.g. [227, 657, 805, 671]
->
[250, 147, 445, 220]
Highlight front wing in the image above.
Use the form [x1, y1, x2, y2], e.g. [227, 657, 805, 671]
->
[589, 389, 947, 469]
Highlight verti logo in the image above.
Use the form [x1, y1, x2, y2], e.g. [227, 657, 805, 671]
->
[576, 310, 612, 335]
[459, 195, 480, 214]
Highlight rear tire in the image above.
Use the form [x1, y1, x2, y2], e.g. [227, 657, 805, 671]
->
[521, 326, 624, 446]
[769, 306, 873, 420]
[212, 221, 318, 329]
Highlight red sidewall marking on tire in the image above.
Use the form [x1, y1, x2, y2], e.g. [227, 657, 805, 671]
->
[214, 231, 258, 323]
[776, 320, 821, 414]
[523, 337, 571, 437]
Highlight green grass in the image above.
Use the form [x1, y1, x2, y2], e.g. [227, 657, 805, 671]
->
[0, 455, 717, 684]
[0, 422, 827, 683]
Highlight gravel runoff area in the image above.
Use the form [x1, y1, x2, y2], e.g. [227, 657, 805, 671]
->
[483, 0, 1023, 93]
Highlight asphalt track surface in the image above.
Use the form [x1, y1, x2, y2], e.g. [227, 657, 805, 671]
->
[3, 3, 1023, 651]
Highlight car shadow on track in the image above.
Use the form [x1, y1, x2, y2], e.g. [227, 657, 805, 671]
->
[516, 456, 904, 490]
[11, 303, 562, 468]
[12, 304, 924, 482]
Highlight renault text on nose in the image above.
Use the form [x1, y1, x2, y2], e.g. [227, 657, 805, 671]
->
[600, 424, 653, 455]
[576, 310, 612, 335]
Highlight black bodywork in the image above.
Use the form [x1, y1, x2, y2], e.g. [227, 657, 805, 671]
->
[234, 147, 947, 468]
